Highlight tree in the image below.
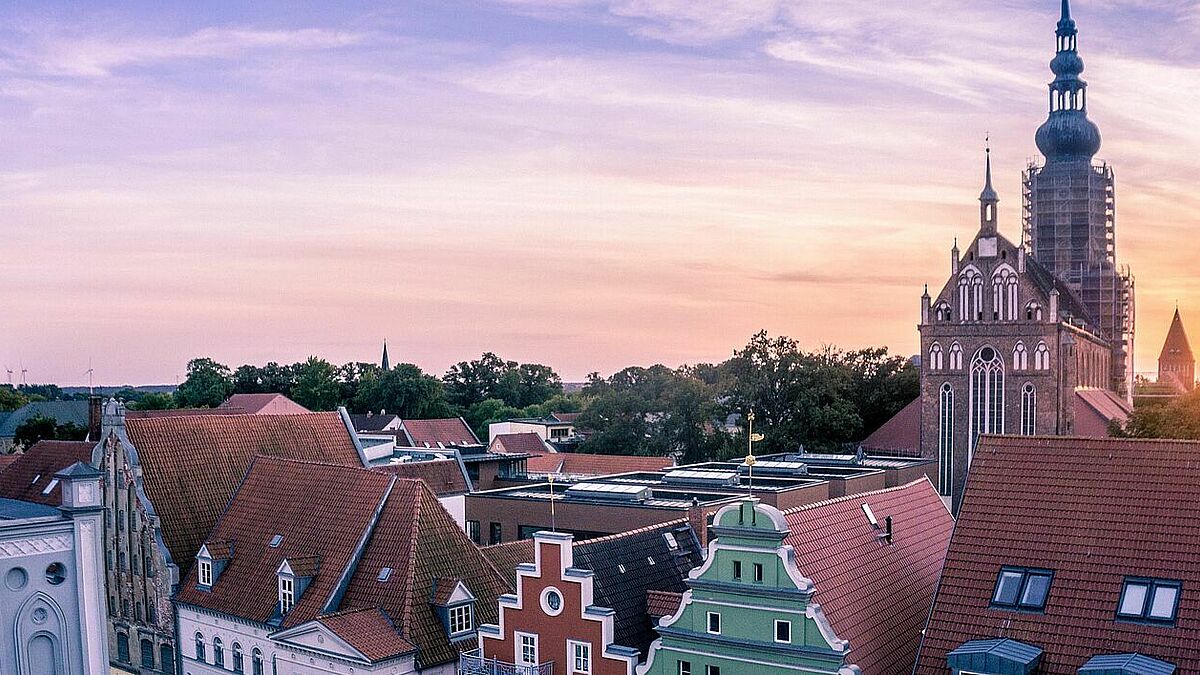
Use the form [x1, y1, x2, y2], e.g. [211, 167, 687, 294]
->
[290, 357, 342, 411]
[12, 415, 88, 450]
[174, 358, 233, 408]
[0, 386, 28, 412]
[577, 391, 650, 455]
[355, 363, 453, 419]
[127, 393, 175, 411]
[1114, 388, 1200, 439]
[444, 353, 563, 409]
[231, 365, 266, 394]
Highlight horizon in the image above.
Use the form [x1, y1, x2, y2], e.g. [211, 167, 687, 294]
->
[3, 0, 1198, 386]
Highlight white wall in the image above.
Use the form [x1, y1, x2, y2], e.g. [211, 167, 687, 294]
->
[438, 495, 466, 528]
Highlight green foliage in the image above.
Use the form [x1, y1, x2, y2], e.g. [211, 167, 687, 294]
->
[291, 357, 342, 411]
[126, 393, 176, 411]
[355, 363, 453, 419]
[1113, 388, 1200, 439]
[174, 358, 234, 408]
[443, 353, 563, 409]
[0, 386, 28, 412]
[13, 384, 63, 402]
[12, 415, 88, 450]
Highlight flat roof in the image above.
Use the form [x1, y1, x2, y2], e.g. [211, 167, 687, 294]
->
[0, 498, 61, 521]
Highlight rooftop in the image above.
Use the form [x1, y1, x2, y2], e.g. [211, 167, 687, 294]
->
[219, 393, 310, 415]
[0, 440, 95, 505]
[401, 418, 480, 448]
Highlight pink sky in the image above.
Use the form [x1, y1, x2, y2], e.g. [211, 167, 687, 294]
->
[1, 1, 1197, 385]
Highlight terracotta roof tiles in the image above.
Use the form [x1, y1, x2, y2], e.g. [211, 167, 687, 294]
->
[315, 608, 415, 662]
[489, 432, 551, 456]
[373, 459, 469, 497]
[220, 393, 311, 415]
[402, 418, 480, 447]
[0, 440, 95, 505]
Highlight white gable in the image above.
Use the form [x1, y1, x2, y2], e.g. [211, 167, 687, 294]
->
[445, 580, 475, 605]
[271, 622, 369, 662]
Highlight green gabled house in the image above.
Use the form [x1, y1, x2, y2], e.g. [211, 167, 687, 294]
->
[638, 498, 861, 675]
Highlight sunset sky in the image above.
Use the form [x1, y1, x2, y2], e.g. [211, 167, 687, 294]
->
[2, 0, 1198, 386]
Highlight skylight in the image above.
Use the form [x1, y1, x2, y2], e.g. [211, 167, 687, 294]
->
[1117, 578, 1181, 624]
[991, 567, 1053, 611]
[31, 474, 40, 485]
[663, 532, 679, 550]
[269, 534, 283, 548]
[378, 567, 392, 582]
[861, 503, 879, 528]
[41, 478, 60, 496]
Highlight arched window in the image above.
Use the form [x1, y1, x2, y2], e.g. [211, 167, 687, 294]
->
[213, 637, 225, 668]
[1034, 342, 1050, 370]
[1026, 302, 1043, 321]
[233, 642, 245, 674]
[1021, 383, 1036, 435]
[195, 633, 205, 662]
[117, 632, 130, 663]
[161, 644, 176, 675]
[991, 266, 1018, 320]
[959, 267, 983, 321]
[972, 276, 984, 321]
[938, 383, 954, 497]
[969, 346, 1005, 454]
[929, 343, 944, 371]
[253, 648, 264, 675]
[949, 342, 964, 370]
[1013, 342, 1028, 370]
[141, 639, 154, 668]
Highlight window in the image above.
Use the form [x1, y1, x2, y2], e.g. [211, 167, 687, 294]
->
[570, 641, 591, 674]
[41, 478, 59, 495]
[213, 637, 224, 667]
[252, 648, 264, 675]
[466, 520, 480, 544]
[198, 560, 213, 586]
[517, 633, 538, 665]
[774, 619, 791, 643]
[1034, 342, 1050, 370]
[1013, 342, 1028, 370]
[705, 667, 721, 675]
[45, 562, 66, 585]
[1117, 578, 1181, 623]
[279, 576, 295, 614]
[449, 604, 472, 634]
[732, 560, 742, 580]
[949, 342, 963, 370]
[489, 522, 503, 545]
[1021, 384, 1036, 435]
[269, 534, 283, 548]
[678, 661, 692, 675]
[161, 645, 175, 674]
[377, 567, 392, 582]
[232, 643, 244, 673]
[117, 632, 130, 663]
[195, 633, 205, 662]
[929, 343, 944, 371]
[706, 611, 721, 634]
[969, 347, 1004, 453]
[991, 567, 1053, 611]
[141, 639, 154, 668]
[938, 383, 954, 496]
[753, 563, 764, 583]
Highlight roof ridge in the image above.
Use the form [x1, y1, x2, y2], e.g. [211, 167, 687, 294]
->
[398, 478, 422, 638]
[781, 477, 934, 516]
[982, 434, 1200, 447]
[317, 605, 386, 620]
[574, 516, 690, 546]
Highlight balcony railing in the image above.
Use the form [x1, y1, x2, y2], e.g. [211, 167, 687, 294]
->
[459, 648, 553, 675]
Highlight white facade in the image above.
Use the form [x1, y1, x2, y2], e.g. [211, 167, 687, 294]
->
[487, 421, 575, 444]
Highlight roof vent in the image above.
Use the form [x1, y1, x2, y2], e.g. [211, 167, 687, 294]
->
[565, 483, 651, 502]
[269, 534, 284, 548]
[663, 469, 739, 487]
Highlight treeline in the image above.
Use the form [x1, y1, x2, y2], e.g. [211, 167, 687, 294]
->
[1112, 387, 1200, 440]
[157, 331, 918, 459]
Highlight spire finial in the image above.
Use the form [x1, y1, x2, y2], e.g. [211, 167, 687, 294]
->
[1061, 0, 1071, 22]
[979, 141, 998, 203]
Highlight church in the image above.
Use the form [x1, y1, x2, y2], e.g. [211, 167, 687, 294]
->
[918, 0, 1135, 512]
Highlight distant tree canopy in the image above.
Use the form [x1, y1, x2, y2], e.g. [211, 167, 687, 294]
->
[0, 386, 28, 412]
[12, 415, 88, 450]
[1113, 388, 1200, 439]
[163, 332, 917, 461]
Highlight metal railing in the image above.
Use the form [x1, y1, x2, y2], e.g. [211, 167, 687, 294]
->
[459, 648, 553, 675]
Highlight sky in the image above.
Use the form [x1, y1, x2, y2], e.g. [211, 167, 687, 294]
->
[1, 0, 1198, 386]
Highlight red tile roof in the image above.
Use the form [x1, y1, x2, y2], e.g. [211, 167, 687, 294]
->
[315, 608, 415, 662]
[551, 412, 581, 423]
[1159, 308, 1194, 362]
[860, 398, 921, 456]
[126, 407, 248, 419]
[480, 539, 536, 591]
[1074, 388, 1132, 437]
[783, 479, 953, 674]
[178, 457, 508, 668]
[402, 418, 479, 447]
[646, 590, 683, 618]
[525, 452, 675, 477]
[220, 393, 310, 415]
[0, 440, 95, 505]
[0, 455, 19, 472]
[488, 432, 550, 456]
[373, 459, 469, 496]
[125, 411, 362, 576]
[915, 435, 1200, 674]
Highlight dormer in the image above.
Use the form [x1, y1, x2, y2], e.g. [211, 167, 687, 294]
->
[276, 555, 320, 620]
[196, 541, 233, 590]
[430, 577, 476, 641]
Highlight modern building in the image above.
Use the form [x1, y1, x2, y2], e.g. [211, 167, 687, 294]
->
[524, 453, 676, 481]
[0, 462, 108, 674]
[175, 456, 509, 674]
[469, 519, 703, 675]
[0, 440, 95, 506]
[0, 400, 90, 453]
[92, 399, 366, 674]
[915, 435, 1200, 674]
[489, 414, 581, 447]
[638, 498, 858, 675]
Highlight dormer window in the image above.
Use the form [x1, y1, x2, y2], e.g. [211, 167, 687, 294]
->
[449, 604, 473, 634]
[198, 560, 213, 587]
[196, 542, 231, 589]
[274, 556, 319, 620]
[279, 576, 295, 613]
[432, 577, 477, 638]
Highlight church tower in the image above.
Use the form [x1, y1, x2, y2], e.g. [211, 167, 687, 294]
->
[1023, 0, 1135, 399]
[1157, 309, 1195, 393]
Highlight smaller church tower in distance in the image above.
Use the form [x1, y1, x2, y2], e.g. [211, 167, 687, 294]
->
[1157, 308, 1195, 393]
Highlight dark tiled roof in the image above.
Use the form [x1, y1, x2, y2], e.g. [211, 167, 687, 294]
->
[0, 440, 94, 505]
[525, 452, 674, 477]
[126, 407, 246, 419]
[916, 436, 1200, 674]
[220, 393, 310, 415]
[860, 397, 920, 455]
[315, 608, 416, 662]
[489, 432, 550, 456]
[125, 411, 362, 576]
[430, 578, 463, 605]
[374, 459, 469, 497]
[350, 413, 401, 433]
[480, 539, 535, 591]
[402, 418, 480, 447]
[784, 479, 953, 674]
[0, 401, 89, 438]
[551, 412, 581, 423]
[646, 590, 683, 618]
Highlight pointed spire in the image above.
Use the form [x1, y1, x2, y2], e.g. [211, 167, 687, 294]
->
[381, 341, 390, 371]
[980, 143, 998, 203]
[1061, 0, 1071, 22]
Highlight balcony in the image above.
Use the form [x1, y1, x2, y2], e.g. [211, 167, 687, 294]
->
[459, 648, 553, 675]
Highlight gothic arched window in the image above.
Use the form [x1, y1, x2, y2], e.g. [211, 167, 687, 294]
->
[195, 633, 205, 662]
[959, 267, 983, 322]
[929, 343, 944, 371]
[1013, 342, 1028, 370]
[949, 342, 964, 370]
[1021, 383, 1036, 435]
[213, 637, 224, 668]
[1026, 301, 1043, 321]
[969, 346, 1005, 454]
[1034, 342, 1051, 370]
[938, 383, 954, 497]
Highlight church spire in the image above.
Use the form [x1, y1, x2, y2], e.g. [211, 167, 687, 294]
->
[381, 341, 390, 371]
[1035, 0, 1101, 162]
[979, 145, 999, 234]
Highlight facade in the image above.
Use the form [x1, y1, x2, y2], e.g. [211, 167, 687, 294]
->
[0, 462, 108, 675]
[638, 499, 858, 675]
[488, 414, 581, 447]
[92, 399, 365, 674]
[175, 457, 508, 674]
[915, 436, 1200, 674]
[1156, 308, 1194, 393]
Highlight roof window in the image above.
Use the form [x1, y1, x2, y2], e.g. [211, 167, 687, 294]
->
[41, 478, 60, 495]
[269, 534, 283, 548]
[663, 532, 679, 550]
[31, 474, 41, 485]
[378, 567, 392, 582]
[1117, 577, 1181, 624]
[991, 567, 1053, 611]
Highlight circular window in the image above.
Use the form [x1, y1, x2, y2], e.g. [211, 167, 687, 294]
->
[45, 563, 66, 586]
[540, 587, 564, 616]
[31, 607, 48, 625]
[980, 347, 996, 361]
[5, 567, 28, 591]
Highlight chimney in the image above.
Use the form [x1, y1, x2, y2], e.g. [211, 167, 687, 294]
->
[87, 395, 103, 441]
[885, 515, 893, 545]
[687, 498, 708, 549]
[101, 398, 126, 439]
